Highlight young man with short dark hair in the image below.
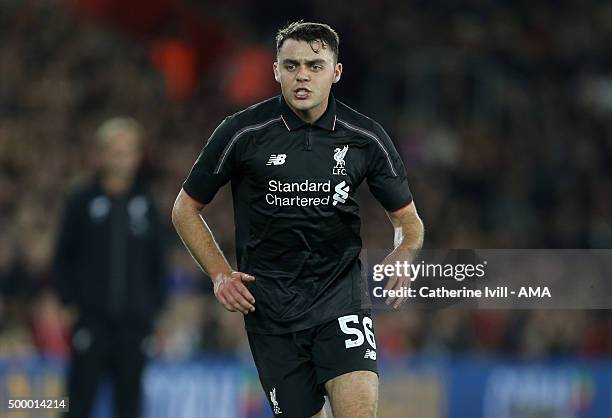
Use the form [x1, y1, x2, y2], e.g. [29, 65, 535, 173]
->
[173, 21, 424, 418]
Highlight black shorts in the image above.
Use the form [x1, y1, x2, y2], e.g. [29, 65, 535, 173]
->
[247, 310, 378, 418]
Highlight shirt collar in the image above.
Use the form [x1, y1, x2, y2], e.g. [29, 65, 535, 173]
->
[278, 93, 337, 132]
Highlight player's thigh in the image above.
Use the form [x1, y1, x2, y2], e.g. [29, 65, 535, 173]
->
[311, 311, 379, 418]
[248, 332, 326, 418]
[312, 311, 378, 385]
[325, 370, 378, 418]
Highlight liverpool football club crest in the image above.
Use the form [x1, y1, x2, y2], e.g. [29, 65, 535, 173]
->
[333, 145, 348, 175]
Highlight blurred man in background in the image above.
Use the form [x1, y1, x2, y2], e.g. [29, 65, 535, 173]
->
[173, 21, 423, 418]
[53, 117, 167, 418]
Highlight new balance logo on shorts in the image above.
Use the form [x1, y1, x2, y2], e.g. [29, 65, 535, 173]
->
[270, 387, 283, 414]
[267, 154, 287, 165]
[364, 349, 377, 360]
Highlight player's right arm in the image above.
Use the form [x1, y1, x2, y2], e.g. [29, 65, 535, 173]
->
[172, 116, 255, 315]
[172, 191, 255, 314]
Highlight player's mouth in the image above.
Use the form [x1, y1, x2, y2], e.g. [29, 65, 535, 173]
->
[293, 88, 311, 100]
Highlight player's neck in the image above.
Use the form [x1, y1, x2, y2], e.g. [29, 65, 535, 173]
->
[292, 96, 329, 125]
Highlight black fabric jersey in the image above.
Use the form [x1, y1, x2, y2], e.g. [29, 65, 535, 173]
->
[183, 94, 413, 334]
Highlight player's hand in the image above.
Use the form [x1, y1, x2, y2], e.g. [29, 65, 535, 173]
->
[381, 248, 413, 309]
[213, 271, 256, 314]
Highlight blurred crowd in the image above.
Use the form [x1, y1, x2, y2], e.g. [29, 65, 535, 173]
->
[1, 0, 611, 362]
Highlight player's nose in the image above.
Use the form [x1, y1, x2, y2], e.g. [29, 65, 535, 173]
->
[296, 67, 309, 81]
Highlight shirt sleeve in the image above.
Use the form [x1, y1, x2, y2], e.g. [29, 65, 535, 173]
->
[182, 117, 237, 204]
[366, 121, 413, 211]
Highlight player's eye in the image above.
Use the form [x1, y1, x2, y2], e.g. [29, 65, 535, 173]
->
[285, 64, 296, 71]
[312, 65, 323, 71]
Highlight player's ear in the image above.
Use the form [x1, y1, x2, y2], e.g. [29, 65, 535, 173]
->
[333, 62, 342, 83]
[273, 62, 280, 83]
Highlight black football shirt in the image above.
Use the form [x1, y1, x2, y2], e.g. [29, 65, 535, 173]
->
[183, 94, 413, 334]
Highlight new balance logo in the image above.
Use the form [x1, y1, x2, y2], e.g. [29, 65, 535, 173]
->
[270, 387, 283, 414]
[266, 154, 287, 166]
[364, 349, 377, 360]
[332, 181, 350, 206]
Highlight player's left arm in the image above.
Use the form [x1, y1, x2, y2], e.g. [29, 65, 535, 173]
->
[387, 202, 424, 251]
[365, 120, 424, 308]
[382, 202, 424, 308]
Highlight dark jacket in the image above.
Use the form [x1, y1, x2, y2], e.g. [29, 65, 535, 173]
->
[53, 175, 166, 325]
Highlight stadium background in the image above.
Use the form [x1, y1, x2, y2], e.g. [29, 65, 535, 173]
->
[1, 0, 611, 417]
